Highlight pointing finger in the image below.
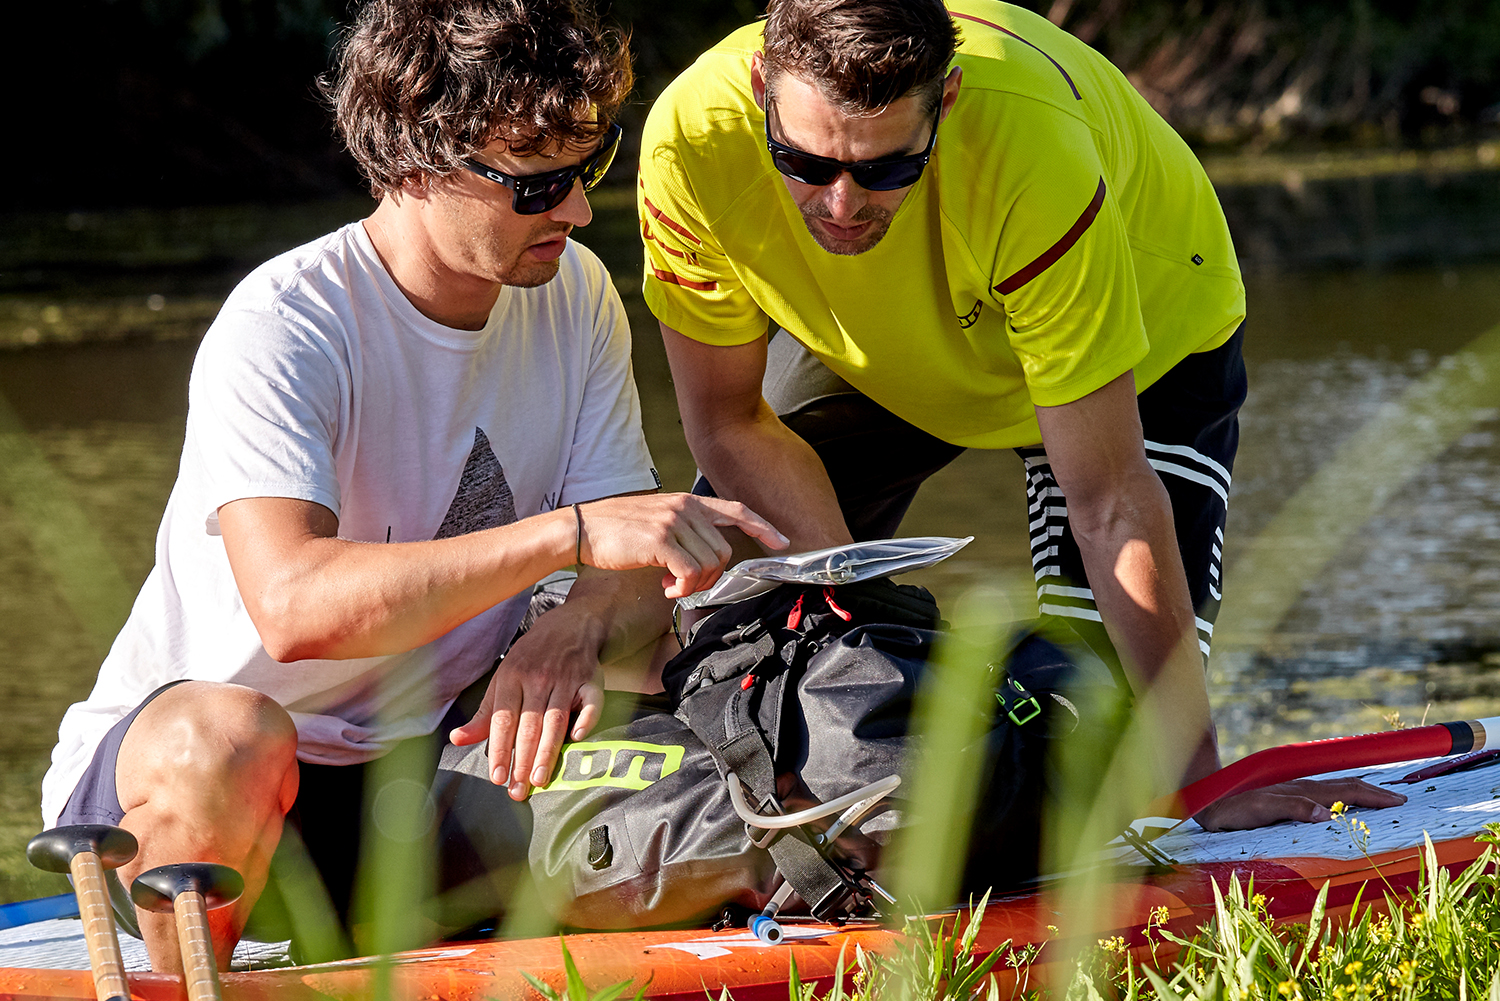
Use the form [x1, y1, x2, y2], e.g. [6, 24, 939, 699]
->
[695, 498, 788, 551]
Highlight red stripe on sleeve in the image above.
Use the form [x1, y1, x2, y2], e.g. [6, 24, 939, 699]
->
[651, 267, 718, 292]
[642, 217, 697, 263]
[642, 196, 703, 246]
[993, 177, 1107, 296]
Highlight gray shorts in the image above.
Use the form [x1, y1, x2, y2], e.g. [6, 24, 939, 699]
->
[57, 681, 189, 829]
[55, 680, 188, 937]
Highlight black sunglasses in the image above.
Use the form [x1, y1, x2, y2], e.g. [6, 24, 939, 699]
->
[765, 103, 941, 191]
[462, 122, 623, 215]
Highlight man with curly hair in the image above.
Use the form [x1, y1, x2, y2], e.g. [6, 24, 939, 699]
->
[40, 0, 783, 969]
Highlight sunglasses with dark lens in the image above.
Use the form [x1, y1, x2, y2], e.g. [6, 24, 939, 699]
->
[462, 122, 623, 215]
[765, 103, 941, 191]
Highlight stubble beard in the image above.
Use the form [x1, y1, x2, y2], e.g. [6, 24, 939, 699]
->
[493, 224, 572, 289]
[502, 257, 563, 288]
[798, 201, 893, 256]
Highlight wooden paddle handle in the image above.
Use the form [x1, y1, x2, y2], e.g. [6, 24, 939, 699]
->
[67, 850, 129, 1001]
[172, 890, 222, 1001]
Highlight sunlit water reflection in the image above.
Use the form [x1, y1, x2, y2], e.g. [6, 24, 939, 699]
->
[2, 203, 1499, 899]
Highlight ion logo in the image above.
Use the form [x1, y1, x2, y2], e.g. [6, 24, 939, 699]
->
[537, 740, 685, 792]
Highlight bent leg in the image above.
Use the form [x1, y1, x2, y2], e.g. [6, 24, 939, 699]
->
[113, 681, 299, 972]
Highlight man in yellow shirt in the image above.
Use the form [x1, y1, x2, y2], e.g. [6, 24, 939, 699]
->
[639, 0, 1400, 829]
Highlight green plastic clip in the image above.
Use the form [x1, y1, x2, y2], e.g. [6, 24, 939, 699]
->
[996, 678, 1042, 726]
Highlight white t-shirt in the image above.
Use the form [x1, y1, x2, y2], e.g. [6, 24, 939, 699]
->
[41, 222, 658, 826]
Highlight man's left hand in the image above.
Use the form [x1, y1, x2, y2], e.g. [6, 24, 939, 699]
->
[448, 601, 606, 801]
[1193, 776, 1406, 832]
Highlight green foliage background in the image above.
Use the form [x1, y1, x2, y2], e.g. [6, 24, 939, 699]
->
[5, 0, 1499, 211]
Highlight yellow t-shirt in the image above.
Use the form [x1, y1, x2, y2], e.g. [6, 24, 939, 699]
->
[639, 0, 1245, 449]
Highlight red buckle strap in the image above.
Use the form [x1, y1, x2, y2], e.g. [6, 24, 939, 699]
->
[786, 593, 805, 630]
[823, 587, 852, 622]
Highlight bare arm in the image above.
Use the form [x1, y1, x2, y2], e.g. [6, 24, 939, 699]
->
[1037, 372, 1403, 829]
[661, 323, 852, 553]
[1036, 374, 1214, 776]
[218, 491, 786, 663]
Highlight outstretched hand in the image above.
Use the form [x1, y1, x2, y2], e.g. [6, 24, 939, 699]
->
[577, 493, 787, 598]
[1193, 775, 1407, 832]
[447, 602, 607, 800]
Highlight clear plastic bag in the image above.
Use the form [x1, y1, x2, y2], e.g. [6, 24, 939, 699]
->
[678, 535, 974, 610]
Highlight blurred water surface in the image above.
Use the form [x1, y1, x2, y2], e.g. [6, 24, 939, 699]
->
[2, 194, 1500, 902]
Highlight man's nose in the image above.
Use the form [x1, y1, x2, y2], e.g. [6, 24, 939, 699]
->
[822, 172, 867, 222]
[551, 179, 594, 227]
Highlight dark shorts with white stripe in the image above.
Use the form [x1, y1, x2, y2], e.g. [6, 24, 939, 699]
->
[693, 325, 1247, 687]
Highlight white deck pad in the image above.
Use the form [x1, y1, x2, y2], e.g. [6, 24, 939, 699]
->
[0, 917, 292, 972]
[1107, 755, 1500, 868]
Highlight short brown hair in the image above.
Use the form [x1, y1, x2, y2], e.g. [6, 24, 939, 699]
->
[761, 0, 959, 116]
[326, 0, 633, 195]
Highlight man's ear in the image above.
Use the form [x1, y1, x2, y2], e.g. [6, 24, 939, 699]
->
[751, 51, 767, 111]
[939, 65, 963, 123]
[397, 172, 432, 201]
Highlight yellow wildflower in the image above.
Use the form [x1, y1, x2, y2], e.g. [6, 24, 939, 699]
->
[1097, 935, 1127, 955]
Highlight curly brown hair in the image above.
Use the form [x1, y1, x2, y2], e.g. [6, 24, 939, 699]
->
[325, 0, 633, 195]
[761, 0, 959, 116]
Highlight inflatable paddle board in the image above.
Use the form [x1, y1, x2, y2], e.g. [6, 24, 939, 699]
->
[3, 725, 1498, 1000]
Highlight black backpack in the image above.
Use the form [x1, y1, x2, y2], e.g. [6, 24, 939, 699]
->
[442, 581, 1100, 930]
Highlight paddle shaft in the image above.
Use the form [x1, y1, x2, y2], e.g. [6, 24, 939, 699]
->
[172, 890, 223, 1001]
[1158, 716, 1500, 821]
[67, 850, 129, 1001]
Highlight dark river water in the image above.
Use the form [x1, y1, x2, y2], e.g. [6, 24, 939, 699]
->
[2, 189, 1499, 902]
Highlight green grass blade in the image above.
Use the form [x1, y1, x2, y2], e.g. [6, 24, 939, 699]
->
[1297, 880, 1330, 975]
[890, 583, 1027, 908]
[523, 970, 563, 1001]
[560, 936, 588, 1001]
[1141, 965, 1188, 1001]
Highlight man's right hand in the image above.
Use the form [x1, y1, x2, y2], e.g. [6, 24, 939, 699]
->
[576, 493, 788, 598]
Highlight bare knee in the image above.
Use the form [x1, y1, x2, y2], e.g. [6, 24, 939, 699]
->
[117, 682, 297, 814]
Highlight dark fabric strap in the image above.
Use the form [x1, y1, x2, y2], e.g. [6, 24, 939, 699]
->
[766, 829, 853, 919]
[678, 660, 855, 919]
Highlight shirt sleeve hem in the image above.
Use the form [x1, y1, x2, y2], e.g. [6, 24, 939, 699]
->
[204, 484, 341, 535]
[1026, 341, 1150, 409]
[559, 471, 664, 507]
[643, 284, 769, 347]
